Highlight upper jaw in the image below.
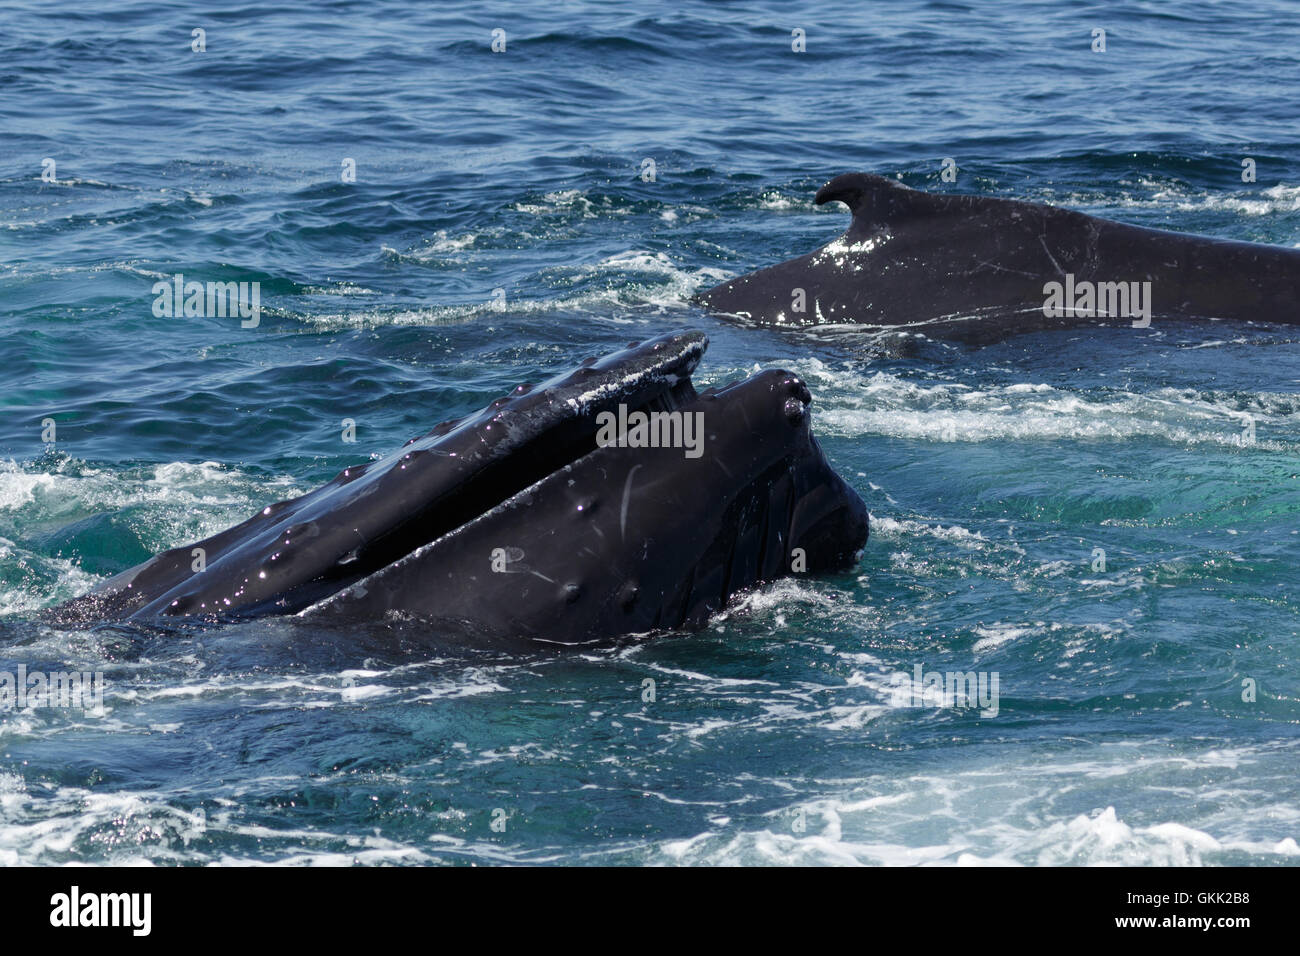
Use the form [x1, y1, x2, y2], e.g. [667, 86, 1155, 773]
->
[307, 358, 867, 638]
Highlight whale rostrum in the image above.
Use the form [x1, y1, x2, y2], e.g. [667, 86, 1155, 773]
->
[51, 331, 869, 644]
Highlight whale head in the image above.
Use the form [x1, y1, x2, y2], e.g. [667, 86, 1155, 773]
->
[52, 331, 868, 645]
[308, 331, 870, 643]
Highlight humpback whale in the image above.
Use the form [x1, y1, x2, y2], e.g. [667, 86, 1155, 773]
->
[51, 331, 868, 645]
[696, 173, 1300, 341]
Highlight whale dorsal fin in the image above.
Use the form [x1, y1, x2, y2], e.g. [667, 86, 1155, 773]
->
[814, 173, 946, 233]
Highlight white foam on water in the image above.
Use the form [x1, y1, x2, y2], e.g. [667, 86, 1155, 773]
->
[301, 281, 381, 296]
[1153, 182, 1300, 217]
[389, 227, 544, 263]
[716, 576, 848, 618]
[769, 359, 1298, 449]
[0, 458, 300, 523]
[0, 538, 102, 615]
[421, 229, 479, 253]
[756, 191, 809, 211]
[0, 457, 305, 611]
[972, 623, 1040, 653]
[298, 250, 726, 328]
[130, 665, 508, 708]
[639, 760, 1300, 867]
[1048, 181, 1300, 223]
[0, 649, 1293, 866]
[870, 516, 991, 548]
[512, 189, 599, 217]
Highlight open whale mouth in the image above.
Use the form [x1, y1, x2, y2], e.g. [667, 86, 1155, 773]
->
[305, 332, 714, 602]
[52, 328, 868, 640]
[301, 331, 868, 639]
[55, 332, 720, 624]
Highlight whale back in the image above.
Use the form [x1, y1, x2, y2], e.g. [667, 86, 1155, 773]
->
[697, 172, 1300, 339]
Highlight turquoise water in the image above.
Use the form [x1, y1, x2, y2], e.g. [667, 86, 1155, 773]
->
[2, 0, 1299, 865]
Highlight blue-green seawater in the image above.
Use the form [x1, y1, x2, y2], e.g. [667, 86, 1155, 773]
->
[1, 0, 1298, 864]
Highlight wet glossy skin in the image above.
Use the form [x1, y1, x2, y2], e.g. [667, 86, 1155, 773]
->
[696, 173, 1300, 342]
[51, 331, 868, 644]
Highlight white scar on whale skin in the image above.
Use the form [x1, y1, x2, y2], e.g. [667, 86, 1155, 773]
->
[620, 464, 642, 540]
[1037, 233, 1066, 276]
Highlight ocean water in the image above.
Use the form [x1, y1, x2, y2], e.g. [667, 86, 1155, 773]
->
[2, 0, 1299, 865]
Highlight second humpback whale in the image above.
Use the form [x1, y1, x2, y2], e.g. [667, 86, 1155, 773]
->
[50, 331, 868, 645]
[696, 173, 1300, 341]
